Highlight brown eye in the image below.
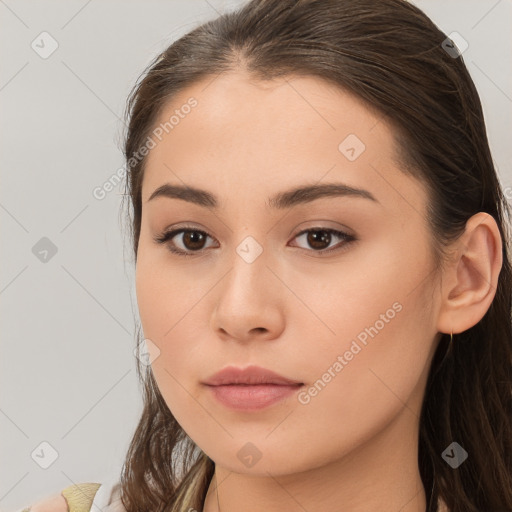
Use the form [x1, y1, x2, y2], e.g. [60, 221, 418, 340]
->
[181, 230, 207, 250]
[154, 226, 355, 258]
[154, 228, 216, 256]
[291, 228, 355, 254]
[306, 230, 332, 250]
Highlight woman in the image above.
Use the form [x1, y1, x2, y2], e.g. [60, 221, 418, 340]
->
[20, 0, 512, 511]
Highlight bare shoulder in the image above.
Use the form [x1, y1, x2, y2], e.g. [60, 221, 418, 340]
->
[28, 492, 68, 512]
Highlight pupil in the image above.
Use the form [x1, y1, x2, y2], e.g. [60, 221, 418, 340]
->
[307, 230, 331, 249]
[184, 231, 205, 250]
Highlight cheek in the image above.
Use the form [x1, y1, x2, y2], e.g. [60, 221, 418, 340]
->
[135, 246, 204, 339]
[314, 254, 430, 400]
[290, 237, 428, 350]
[134, 253, 211, 409]
[293, 238, 435, 419]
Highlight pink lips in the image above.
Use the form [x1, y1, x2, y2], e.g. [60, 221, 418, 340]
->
[202, 365, 304, 411]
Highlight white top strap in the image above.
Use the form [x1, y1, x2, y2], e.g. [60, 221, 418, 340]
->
[90, 478, 125, 512]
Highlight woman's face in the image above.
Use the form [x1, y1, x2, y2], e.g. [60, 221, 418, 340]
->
[135, 72, 442, 475]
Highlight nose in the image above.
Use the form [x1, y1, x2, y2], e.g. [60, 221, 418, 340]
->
[210, 243, 286, 343]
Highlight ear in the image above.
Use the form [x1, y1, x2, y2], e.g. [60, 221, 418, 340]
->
[436, 212, 503, 334]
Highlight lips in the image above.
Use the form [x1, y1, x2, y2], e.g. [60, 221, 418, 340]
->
[202, 365, 303, 386]
[202, 365, 304, 411]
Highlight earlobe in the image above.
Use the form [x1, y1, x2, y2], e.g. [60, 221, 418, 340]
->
[437, 212, 503, 334]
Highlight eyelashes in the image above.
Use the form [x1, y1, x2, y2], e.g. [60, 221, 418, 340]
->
[153, 226, 356, 258]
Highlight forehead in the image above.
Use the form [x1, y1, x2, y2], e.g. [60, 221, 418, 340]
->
[141, 71, 426, 215]
[148, 71, 385, 151]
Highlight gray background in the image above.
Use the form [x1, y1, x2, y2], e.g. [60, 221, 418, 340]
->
[1, 1, 511, 510]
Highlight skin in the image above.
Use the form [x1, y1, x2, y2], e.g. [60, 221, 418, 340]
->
[134, 71, 502, 512]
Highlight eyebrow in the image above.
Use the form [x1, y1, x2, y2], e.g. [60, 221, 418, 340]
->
[146, 182, 379, 209]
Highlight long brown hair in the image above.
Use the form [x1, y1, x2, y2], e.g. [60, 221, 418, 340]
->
[119, 1, 512, 511]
